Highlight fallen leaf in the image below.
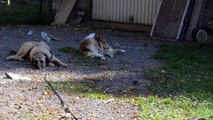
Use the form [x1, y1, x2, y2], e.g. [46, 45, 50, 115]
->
[43, 90, 53, 96]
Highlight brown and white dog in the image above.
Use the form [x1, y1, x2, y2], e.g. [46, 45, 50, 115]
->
[6, 41, 68, 69]
[80, 33, 125, 60]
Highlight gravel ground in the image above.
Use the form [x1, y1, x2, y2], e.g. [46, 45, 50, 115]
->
[0, 25, 162, 120]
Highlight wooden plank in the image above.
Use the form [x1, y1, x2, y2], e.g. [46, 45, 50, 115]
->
[186, 0, 206, 40]
[151, 0, 188, 39]
[52, 0, 77, 25]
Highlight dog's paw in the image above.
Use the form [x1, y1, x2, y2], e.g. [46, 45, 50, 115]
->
[101, 57, 106, 60]
[18, 58, 24, 61]
[109, 54, 114, 58]
[5, 57, 10, 61]
[63, 64, 69, 67]
[97, 54, 105, 58]
[49, 63, 55, 67]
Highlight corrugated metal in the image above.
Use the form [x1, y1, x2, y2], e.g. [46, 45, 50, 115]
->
[92, 0, 161, 25]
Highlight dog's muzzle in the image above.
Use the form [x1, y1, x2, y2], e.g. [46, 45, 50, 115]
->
[33, 59, 47, 69]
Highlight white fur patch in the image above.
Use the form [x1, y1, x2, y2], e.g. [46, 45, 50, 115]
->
[120, 49, 126, 53]
[85, 33, 95, 40]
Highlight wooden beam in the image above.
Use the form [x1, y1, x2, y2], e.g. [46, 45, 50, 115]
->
[52, 0, 77, 25]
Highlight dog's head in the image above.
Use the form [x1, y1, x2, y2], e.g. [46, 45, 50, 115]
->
[32, 53, 49, 69]
[95, 33, 109, 50]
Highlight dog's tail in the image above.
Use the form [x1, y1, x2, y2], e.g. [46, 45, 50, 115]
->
[111, 49, 126, 55]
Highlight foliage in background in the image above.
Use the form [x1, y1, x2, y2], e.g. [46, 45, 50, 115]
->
[0, 2, 53, 25]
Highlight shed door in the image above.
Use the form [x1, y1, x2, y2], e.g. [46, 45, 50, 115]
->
[92, 0, 161, 25]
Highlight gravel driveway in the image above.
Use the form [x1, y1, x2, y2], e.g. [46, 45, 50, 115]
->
[0, 25, 161, 120]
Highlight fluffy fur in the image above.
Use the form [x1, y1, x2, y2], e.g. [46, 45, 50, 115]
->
[6, 41, 68, 69]
[80, 33, 125, 59]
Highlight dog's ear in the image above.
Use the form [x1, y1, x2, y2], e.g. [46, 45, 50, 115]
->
[31, 56, 38, 68]
[95, 33, 106, 42]
[44, 54, 50, 66]
[95, 33, 101, 41]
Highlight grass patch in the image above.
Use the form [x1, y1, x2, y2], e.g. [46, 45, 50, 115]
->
[134, 43, 213, 119]
[151, 43, 213, 96]
[59, 47, 107, 66]
[130, 95, 212, 119]
[0, 3, 53, 25]
[50, 80, 111, 99]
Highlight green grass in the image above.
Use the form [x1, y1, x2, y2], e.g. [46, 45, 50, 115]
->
[137, 43, 213, 119]
[0, 3, 53, 25]
[59, 47, 107, 66]
[151, 43, 213, 96]
[54, 43, 213, 119]
[130, 95, 212, 119]
[50, 80, 112, 99]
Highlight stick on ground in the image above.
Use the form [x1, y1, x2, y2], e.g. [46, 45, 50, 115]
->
[44, 74, 78, 120]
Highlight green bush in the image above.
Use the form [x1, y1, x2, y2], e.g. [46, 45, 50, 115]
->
[0, 3, 53, 25]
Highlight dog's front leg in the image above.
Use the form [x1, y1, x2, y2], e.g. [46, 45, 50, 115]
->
[86, 52, 105, 60]
[51, 56, 68, 67]
[106, 53, 114, 58]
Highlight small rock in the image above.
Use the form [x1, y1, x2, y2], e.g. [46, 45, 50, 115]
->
[27, 30, 33, 35]
[41, 31, 51, 42]
[75, 96, 80, 100]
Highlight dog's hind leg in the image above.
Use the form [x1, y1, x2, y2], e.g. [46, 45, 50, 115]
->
[6, 42, 34, 61]
[51, 56, 68, 67]
[6, 55, 24, 61]
[104, 47, 126, 58]
[113, 49, 126, 54]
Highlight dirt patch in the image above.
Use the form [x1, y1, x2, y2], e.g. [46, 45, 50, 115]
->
[0, 25, 162, 119]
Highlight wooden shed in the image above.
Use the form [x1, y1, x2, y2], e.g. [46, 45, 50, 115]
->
[51, 0, 161, 26]
[51, 0, 213, 41]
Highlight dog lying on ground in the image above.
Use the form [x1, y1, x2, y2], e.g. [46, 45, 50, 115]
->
[6, 41, 68, 69]
[80, 33, 125, 60]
